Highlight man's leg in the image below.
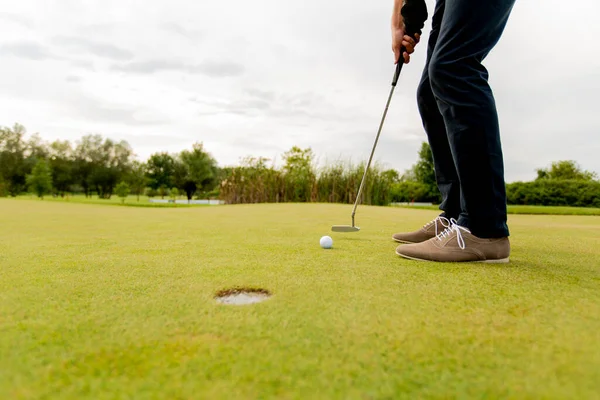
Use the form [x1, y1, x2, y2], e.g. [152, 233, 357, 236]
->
[428, 0, 516, 238]
[416, 0, 461, 220]
[392, 0, 458, 245]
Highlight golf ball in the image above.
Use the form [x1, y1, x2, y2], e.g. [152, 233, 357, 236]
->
[320, 235, 333, 249]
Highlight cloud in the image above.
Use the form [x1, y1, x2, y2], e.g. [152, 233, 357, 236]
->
[52, 36, 134, 61]
[66, 75, 82, 83]
[194, 90, 356, 123]
[112, 59, 245, 77]
[0, 42, 55, 60]
[0, 12, 33, 28]
[70, 59, 95, 70]
[67, 94, 171, 127]
[112, 59, 184, 74]
[194, 97, 271, 117]
[228, 134, 286, 156]
[116, 133, 193, 148]
[194, 61, 245, 77]
[245, 88, 276, 101]
[279, 92, 323, 108]
[161, 23, 203, 41]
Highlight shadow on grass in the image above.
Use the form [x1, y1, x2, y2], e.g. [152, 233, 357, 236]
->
[396, 258, 534, 271]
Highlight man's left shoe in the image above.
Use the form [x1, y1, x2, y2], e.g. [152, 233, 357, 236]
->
[395, 219, 510, 263]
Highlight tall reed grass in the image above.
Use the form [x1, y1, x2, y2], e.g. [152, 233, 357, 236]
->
[219, 157, 396, 206]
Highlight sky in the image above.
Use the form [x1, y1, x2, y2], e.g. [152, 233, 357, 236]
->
[0, 0, 598, 182]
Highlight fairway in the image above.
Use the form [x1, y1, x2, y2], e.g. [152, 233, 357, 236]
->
[1, 199, 599, 399]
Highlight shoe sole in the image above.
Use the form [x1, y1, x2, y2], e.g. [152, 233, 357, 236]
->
[395, 249, 509, 264]
[392, 238, 415, 244]
[392, 236, 435, 244]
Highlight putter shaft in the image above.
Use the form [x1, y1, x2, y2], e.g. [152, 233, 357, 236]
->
[350, 82, 398, 225]
[333, 57, 406, 232]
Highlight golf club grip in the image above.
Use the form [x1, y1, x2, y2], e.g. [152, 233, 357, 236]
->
[392, 1, 428, 86]
[392, 47, 407, 87]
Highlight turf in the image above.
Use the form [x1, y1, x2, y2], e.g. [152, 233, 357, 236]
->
[18, 194, 600, 214]
[395, 204, 600, 216]
[1, 199, 599, 399]
[12, 194, 206, 208]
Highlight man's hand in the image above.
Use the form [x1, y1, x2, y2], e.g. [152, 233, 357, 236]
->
[392, 27, 420, 64]
[391, 0, 421, 64]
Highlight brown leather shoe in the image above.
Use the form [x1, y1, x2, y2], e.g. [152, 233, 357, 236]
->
[395, 220, 510, 263]
[392, 216, 450, 244]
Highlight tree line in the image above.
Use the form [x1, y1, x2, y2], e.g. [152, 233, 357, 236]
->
[1, 123, 599, 208]
[393, 144, 600, 208]
[505, 161, 600, 207]
[0, 123, 220, 201]
[0, 123, 400, 205]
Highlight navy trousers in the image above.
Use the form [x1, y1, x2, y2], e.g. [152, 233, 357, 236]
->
[416, 0, 516, 238]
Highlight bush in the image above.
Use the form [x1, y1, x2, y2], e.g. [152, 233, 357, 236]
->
[145, 187, 157, 198]
[506, 180, 600, 207]
[115, 181, 130, 203]
[157, 185, 170, 199]
[391, 181, 430, 203]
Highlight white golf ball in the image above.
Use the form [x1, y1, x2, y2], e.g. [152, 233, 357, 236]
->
[320, 235, 333, 249]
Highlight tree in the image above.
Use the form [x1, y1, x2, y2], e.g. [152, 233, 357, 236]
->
[74, 134, 133, 199]
[170, 187, 179, 202]
[25, 133, 49, 167]
[48, 140, 74, 197]
[93, 138, 133, 198]
[172, 157, 190, 197]
[72, 145, 93, 197]
[0, 123, 28, 196]
[536, 160, 597, 181]
[146, 152, 176, 191]
[282, 146, 316, 202]
[26, 159, 53, 199]
[127, 161, 147, 202]
[0, 177, 6, 197]
[401, 142, 441, 203]
[115, 181, 130, 204]
[414, 142, 436, 188]
[382, 169, 400, 183]
[175, 143, 219, 201]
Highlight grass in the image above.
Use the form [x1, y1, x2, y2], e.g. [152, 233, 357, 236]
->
[14, 194, 600, 215]
[1, 198, 599, 399]
[12, 194, 209, 208]
[394, 203, 600, 216]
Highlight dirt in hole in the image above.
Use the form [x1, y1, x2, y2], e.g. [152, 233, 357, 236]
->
[214, 287, 272, 305]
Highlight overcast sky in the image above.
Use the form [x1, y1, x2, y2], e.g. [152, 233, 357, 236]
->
[1, 0, 598, 182]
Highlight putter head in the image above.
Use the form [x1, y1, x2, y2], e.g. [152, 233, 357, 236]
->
[331, 225, 360, 233]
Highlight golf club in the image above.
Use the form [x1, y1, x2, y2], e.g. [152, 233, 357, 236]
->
[331, 53, 407, 233]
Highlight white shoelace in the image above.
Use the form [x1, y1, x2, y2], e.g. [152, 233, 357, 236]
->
[424, 216, 451, 236]
[436, 218, 471, 250]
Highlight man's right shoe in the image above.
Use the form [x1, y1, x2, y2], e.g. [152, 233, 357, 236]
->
[395, 219, 510, 263]
[392, 216, 450, 244]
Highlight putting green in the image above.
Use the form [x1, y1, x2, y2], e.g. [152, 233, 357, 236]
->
[1, 199, 599, 399]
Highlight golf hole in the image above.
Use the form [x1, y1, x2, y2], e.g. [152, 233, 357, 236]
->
[215, 287, 272, 305]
